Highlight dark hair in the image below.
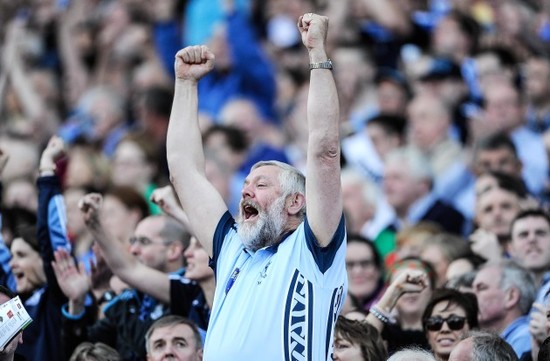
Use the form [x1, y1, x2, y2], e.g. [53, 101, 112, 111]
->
[474, 132, 518, 157]
[69, 342, 121, 361]
[539, 336, 550, 361]
[387, 257, 437, 289]
[346, 234, 382, 270]
[422, 288, 479, 331]
[0, 285, 16, 300]
[367, 114, 407, 139]
[139, 86, 173, 119]
[202, 124, 249, 153]
[145, 316, 202, 354]
[511, 208, 550, 236]
[443, 10, 481, 53]
[477, 170, 528, 199]
[12, 224, 39, 253]
[104, 185, 149, 221]
[1, 207, 37, 245]
[335, 316, 387, 361]
[118, 131, 159, 165]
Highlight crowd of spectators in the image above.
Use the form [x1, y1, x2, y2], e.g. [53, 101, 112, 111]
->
[1, 0, 550, 360]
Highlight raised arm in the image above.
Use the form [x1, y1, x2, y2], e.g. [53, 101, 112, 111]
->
[37, 137, 72, 301]
[79, 193, 171, 303]
[167, 46, 228, 257]
[298, 14, 342, 247]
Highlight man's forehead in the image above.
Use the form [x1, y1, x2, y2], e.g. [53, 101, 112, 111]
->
[476, 265, 500, 282]
[135, 217, 164, 235]
[513, 216, 550, 232]
[151, 324, 194, 340]
[246, 166, 280, 182]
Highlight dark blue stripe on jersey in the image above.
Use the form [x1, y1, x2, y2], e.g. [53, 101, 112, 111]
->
[304, 214, 346, 273]
[210, 211, 235, 273]
[284, 270, 299, 361]
[325, 288, 337, 358]
[307, 281, 313, 361]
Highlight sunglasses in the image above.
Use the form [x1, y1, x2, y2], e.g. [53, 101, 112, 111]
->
[425, 315, 467, 331]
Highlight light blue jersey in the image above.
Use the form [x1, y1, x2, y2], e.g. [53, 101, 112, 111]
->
[204, 211, 347, 361]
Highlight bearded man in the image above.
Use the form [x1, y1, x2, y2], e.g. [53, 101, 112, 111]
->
[166, 13, 347, 361]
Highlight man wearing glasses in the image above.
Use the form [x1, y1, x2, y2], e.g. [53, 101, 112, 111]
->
[58, 214, 193, 360]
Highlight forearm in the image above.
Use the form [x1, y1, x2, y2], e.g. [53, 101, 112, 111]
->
[167, 80, 206, 187]
[305, 47, 342, 245]
[87, 222, 137, 278]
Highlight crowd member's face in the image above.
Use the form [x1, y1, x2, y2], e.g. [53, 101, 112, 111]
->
[393, 268, 432, 316]
[237, 165, 289, 251]
[474, 147, 521, 177]
[101, 194, 140, 243]
[525, 58, 550, 103]
[342, 182, 374, 234]
[472, 265, 506, 328]
[366, 123, 400, 161]
[383, 161, 426, 215]
[425, 301, 470, 360]
[510, 216, 550, 274]
[421, 245, 449, 288]
[184, 237, 213, 282]
[111, 140, 151, 188]
[332, 331, 363, 361]
[130, 218, 173, 272]
[9, 238, 46, 295]
[346, 242, 380, 301]
[407, 96, 449, 152]
[377, 80, 408, 115]
[475, 187, 520, 239]
[483, 83, 523, 133]
[147, 324, 202, 361]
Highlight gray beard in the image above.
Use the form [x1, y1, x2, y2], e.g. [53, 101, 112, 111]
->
[237, 196, 286, 251]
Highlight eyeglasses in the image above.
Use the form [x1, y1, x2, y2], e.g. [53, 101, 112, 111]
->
[346, 259, 376, 270]
[425, 315, 467, 332]
[129, 236, 171, 247]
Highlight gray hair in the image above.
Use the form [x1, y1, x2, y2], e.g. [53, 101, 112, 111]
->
[468, 330, 518, 361]
[385, 147, 433, 182]
[252, 160, 306, 217]
[486, 260, 536, 315]
[158, 216, 192, 250]
[386, 348, 436, 361]
[340, 167, 379, 208]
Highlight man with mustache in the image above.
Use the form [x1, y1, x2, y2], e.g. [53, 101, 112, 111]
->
[166, 12, 347, 361]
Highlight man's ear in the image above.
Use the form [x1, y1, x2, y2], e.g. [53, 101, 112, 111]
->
[286, 193, 306, 216]
[167, 242, 184, 262]
[504, 287, 521, 310]
[197, 348, 204, 360]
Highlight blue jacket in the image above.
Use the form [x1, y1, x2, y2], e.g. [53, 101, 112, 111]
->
[16, 176, 70, 361]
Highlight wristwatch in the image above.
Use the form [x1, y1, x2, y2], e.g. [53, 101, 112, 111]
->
[309, 59, 333, 70]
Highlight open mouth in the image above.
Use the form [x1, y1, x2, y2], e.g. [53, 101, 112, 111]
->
[242, 203, 259, 221]
[13, 272, 24, 282]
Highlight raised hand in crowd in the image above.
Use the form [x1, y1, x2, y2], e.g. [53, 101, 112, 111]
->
[366, 269, 429, 333]
[150, 185, 189, 226]
[468, 228, 503, 263]
[52, 248, 90, 316]
[39, 135, 66, 176]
